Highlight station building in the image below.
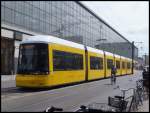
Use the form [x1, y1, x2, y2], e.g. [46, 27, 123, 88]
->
[1, 1, 138, 75]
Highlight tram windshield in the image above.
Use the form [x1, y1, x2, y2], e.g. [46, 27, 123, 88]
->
[17, 43, 49, 75]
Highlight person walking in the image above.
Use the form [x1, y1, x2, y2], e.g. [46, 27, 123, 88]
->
[111, 65, 117, 85]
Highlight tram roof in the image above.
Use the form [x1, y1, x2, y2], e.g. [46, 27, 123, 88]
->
[121, 56, 127, 59]
[114, 54, 121, 58]
[22, 35, 132, 60]
[22, 35, 85, 50]
[104, 51, 114, 57]
[87, 46, 104, 55]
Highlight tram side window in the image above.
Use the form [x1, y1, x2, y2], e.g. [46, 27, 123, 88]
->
[127, 62, 131, 69]
[53, 50, 65, 71]
[116, 61, 120, 69]
[90, 56, 103, 70]
[53, 50, 83, 71]
[122, 62, 125, 69]
[107, 59, 113, 69]
[100, 57, 103, 69]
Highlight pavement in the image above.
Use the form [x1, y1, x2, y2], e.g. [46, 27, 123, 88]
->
[137, 100, 149, 112]
[1, 75, 16, 89]
[1, 71, 149, 112]
[1, 75, 16, 81]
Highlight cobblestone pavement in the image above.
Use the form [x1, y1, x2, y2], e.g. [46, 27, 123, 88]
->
[137, 100, 149, 112]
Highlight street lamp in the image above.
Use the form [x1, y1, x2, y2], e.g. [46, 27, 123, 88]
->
[134, 42, 143, 57]
[131, 41, 143, 74]
[144, 53, 148, 66]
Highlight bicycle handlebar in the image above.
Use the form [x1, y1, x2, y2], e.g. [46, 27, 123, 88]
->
[120, 88, 135, 92]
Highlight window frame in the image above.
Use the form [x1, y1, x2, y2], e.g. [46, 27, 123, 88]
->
[107, 59, 113, 69]
[90, 56, 103, 70]
[17, 43, 49, 75]
[127, 62, 131, 69]
[122, 62, 126, 69]
[116, 60, 120, 69]
[53, 50, 83, 71]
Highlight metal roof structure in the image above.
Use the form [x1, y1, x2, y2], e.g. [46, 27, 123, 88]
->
[76, 1, 138, 49]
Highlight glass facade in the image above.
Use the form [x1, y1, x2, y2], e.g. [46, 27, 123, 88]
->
[1, 1, 138, 59]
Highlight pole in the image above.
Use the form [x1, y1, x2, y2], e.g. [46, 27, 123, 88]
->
[145, 53, 146, 66]
[132, 41, 134, 74]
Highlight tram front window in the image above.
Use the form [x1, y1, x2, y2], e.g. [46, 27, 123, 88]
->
[17, 43, 49, 75]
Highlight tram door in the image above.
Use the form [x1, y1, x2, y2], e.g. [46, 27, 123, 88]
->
[1, 38, 14, 75]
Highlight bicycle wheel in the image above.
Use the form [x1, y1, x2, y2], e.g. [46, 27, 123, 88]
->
[138, 89, 144, 105]
[128, 93, 138, 112]
[143, 87, 149, 100]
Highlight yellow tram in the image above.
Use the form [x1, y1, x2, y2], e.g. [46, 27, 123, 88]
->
[16, 35, 133, 88]
[114, 54, 121, 76]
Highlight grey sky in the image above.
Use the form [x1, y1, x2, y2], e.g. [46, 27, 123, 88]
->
[81, 1, 149, 57]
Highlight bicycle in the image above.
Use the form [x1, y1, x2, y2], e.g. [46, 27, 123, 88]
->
[76, 90, 129, 112]
[43, 88, 135, 112]
[109, 87, 142, 112]
[76, 103, 117, 112]
[112, 79, 149, 112]
[44, 104, 116, 112]
[128, 88, 139, 112]
[43, 79, 148, 112]
[125, 82, 146, 112]
[136, 79, 145, 104]
[44, 106, 63, 112]
[136, 79, 149, 101]
[108, 88, 134, 112]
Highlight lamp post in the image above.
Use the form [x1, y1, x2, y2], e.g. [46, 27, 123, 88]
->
[144, 53, 147, 66]
[134, 42, 143, 57]
[132, 41, 134, 74]
[132, 41, 143, 73]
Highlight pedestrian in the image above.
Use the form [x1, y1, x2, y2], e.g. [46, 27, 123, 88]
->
[111, 65, 117, 85]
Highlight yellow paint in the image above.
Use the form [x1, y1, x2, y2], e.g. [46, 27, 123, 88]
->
[121, 58, 127, 75]
[127, 61, 132, 75]
[105, 55, 114, 77]
[125, 59, 131, 75]
[16, 75, 50, 88]
[115, 58, 121, 76]
[16, 43, 86, 88]
[49, 43, 85, 86]
[133, 60, 137, 74]
[88, 51, 104, 80]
